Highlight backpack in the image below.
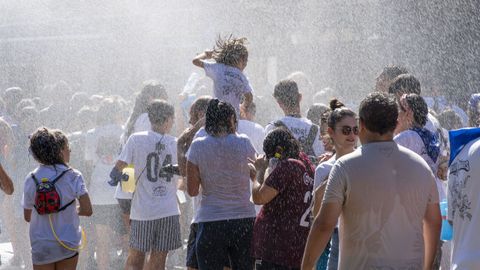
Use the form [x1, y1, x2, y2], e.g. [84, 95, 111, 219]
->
[31, 169, 74, 215]
[273, 120, 319, 157]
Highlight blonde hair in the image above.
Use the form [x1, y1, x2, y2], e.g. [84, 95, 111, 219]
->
[213, 34, 248, 68]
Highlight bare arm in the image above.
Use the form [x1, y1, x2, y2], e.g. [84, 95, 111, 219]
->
[77, 193, 93, 217]
[115, 160, 128, 171]
[186, 161, 201, 196]
[24, 208, 32, 222]
[301, 201, 341, 270]
[0, 163, 14, 195]
[192, 51, 213, 68]
[240, 92, 254, 115]
[423, 203, 441, 270]
[251, 179, 279, 205]
[312, 182, 326, 218]
[177, 118, 205, 177]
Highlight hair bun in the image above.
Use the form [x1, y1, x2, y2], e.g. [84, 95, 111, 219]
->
[329, 98, 345, 111]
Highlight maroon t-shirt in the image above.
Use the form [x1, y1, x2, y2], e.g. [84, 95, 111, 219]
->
[252, 154, 314, 268]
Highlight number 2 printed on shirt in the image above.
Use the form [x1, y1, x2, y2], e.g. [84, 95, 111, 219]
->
[300, 191, 313, 227]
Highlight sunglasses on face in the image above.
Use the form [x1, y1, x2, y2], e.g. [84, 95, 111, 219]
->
[337, 125, 359, 136]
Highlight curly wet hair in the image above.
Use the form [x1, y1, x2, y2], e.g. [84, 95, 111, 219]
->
[213, 34, 248, 68]
[29, 127, 68, 166]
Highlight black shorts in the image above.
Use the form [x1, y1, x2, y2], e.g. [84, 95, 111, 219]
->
[196, 218, 254, 269]
[186, 223, 231, 268]
[117, 198, 132, 215]
[186, 223, 199, 268]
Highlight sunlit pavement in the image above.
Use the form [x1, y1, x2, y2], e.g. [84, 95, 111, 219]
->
[0, 242, 23, 270]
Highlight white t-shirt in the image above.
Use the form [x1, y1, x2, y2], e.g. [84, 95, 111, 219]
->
[238, 119, 265, 154]
[85, 124, 124, 205]
[265, 116, 324, 156]
[323, 142, 438, 269]
[394, 130, 446, 202]
[203, 61, 253, 114]
[118, 131, 179, 221]
[115, 113, 152, 200]
[448, 137, 480, 269]
[313, 155, 336, 190]
[187, 133, 257, 223]
[22, 165, 87, 265]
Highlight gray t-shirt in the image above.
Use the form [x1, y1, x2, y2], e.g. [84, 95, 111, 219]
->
[187, 133, 256, 222]
[22, 165, 87, 265]
[323, 141, 438, 270]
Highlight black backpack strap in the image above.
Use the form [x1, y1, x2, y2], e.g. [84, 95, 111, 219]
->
[305, 124, 319, 155]
[58, 199, 76, 212]
[51, 168, 72, 185]
[31, 173, 40, 185]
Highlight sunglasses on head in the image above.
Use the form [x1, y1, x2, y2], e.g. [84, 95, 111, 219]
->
[338, 125, 359, 136]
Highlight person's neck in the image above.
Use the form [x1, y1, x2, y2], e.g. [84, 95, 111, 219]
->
[335, 147, 354, 158]
[284, 108, 302, 118]
[152, 125, 167, 135]
[361, 132, 394, 145]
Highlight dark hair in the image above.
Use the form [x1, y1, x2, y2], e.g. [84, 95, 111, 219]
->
[359, 92, 398, 135]
[403, 94, 429, 127]
[205, 99, 237, 136]
[29, 127, 68, 166]
[213, 34, 248, 67]
[263, 127, 300, 160]
[125, 80, 168, 138]
[306, 103, 330, 126]
[326, 98, 356, 129]
[379, 65, 409, 81]
[273, 79, 300, 109]
[147, 99, 175, 126]
[388, 74, 421, 96]
[96, 97, 123, 126]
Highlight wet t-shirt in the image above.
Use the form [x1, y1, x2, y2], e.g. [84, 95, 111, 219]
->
[187, 133, 256, 222]
[252, 157, 314, 268]
[118, 131, 179, 221]
[203, 61, 253, 114]
[22, 165, 87, 265]
[265, 116, 324, 156]
[448, 137, 480, 270]
[323, 141, 438, 270]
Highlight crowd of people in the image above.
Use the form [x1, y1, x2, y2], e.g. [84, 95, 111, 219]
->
[0, 35, 479, 270]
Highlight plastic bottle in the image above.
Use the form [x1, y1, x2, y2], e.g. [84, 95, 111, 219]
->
[440, 200, 453, 241]
[121, 165, 136, 193]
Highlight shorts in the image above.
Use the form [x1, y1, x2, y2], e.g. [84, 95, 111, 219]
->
[196, 218, 254, 269]
[129, 215, 181, 253]
[117, 198, 132, 215]
[186, 223, 199, 268]
[186, 223, 231, 268]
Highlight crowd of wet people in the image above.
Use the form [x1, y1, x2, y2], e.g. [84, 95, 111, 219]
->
[0, 36, 479, 270]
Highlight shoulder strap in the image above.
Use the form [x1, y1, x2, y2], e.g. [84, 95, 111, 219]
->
[305, 124, 319, 155]
[51, 168, 72, 185]
[58, 199, 76, 212]
[31, 173, 40, 185]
